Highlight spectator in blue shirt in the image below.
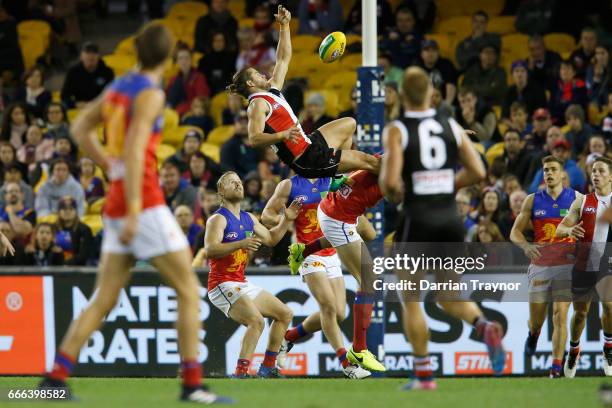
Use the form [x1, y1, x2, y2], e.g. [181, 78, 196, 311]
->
[174, 205, 203, 252]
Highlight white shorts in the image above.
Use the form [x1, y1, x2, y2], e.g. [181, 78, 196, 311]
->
[299, 253, 343, 280]
[208, 281, 263, 317]
[317, 207, 361, 248]
[527, 263, 572, 299]
[101, 205, 189, 260]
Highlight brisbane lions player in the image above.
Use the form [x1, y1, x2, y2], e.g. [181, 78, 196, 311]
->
[226, 5, 379, 178]
[555, 156, 612, 378]
[38, 23, 231, 403]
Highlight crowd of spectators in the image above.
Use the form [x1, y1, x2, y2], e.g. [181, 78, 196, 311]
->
[0, 0, 610, 267]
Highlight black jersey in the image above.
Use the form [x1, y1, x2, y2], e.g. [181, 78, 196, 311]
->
[390, 109, 465, 242]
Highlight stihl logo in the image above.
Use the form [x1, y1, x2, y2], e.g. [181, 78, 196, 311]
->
[0, 336, 13, 351]
[250, 353, 307, 376]
[454, 352, 513, 375]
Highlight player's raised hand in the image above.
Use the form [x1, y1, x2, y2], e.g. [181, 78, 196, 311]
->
[275, 5, 291, 25]
[523, 243, 541, 261]
[0, 231, 15, 257]
[242, 237, 262, 252]
[281, 125, 302, 144]
[569, 221, 585, 240]
[285, 199, 302, 221]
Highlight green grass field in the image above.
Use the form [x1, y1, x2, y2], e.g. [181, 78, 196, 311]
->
[0, 377, 606, 408]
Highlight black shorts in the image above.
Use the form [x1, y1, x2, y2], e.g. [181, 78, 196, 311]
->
[572, 244, 612, 297]
[290, 130, 342, 178]
[394, 213, 465, 243]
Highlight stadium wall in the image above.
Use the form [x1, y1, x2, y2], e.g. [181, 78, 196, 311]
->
[0, 268, 607, 377]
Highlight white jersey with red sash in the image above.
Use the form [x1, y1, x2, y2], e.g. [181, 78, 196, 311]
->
[248, 88, 311, 164]
[576, 191, 612, 272]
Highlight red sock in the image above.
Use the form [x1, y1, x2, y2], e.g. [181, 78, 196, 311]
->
[303, 240, 322, 258]
[181, 360, 202, 388]
[48, 351, 75, 382]
[285, 323, 308, 342]
[353, 292, 373, 351]
[235, 359, 250, 376]
[414, 355, 433, 381]
[337, 348, 349, 368]
[262, 350, 278, 368]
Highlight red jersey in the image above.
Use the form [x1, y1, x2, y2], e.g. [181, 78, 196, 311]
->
[207, 207, 255, 290]
[320, 170, 383, 224]
[102, 72, 165, 217]
[575, 191, 611, 272]
[248, 88, 311, 164]
[288, 175, 335, 257]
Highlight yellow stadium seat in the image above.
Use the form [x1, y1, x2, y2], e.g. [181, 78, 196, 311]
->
[473, 143, 485, 155]
[425, 33, 453, 60]
[485, 142, 505, 166]
[167, 1, 208, 20]
[114, 36, 135, 55]
[434, 16, 472, 52]
[470, 0, 504, 17]
[339, 53, 362, 71]
[501, 33, 529, 54]
[286, 53, 322, 80]
[86, 198, 106, 215]
[165, 126, 202, 148]
[292, 35, 322, 53]
[163, 108, 180, 135]
[544, 33, 576, 55]
[339, 0, 353, 17]
[37, 214, 57, 225]
[52, 90, 60, 102]
[492, 105, 502, 119]
[210, 92, 229, 127]
[305, 90, 339, 118]
[67, 108, 80, 123]
[239, 18, 254, 28]
[156, 143, 177, 163]
[227, 0, 245, 19]
[289, 19, 299, 35]
[207, 125, 235, 146]
[82, 215, 104, 235]
[103, 54, 136, 77]
[17, 20, 52, 70]
[345, 34, 361, 47]
[435, 0, 466, 20]
[323, 71, 357, 93]
[201, 143, 220, 163]
[488, 16, 516, 35]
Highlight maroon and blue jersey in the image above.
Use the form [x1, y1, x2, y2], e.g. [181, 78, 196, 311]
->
[531, 187, 576, 266]
[288, 175, 335, 257]
[208, 207, 255, 290]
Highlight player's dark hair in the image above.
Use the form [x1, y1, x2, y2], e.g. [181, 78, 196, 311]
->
[227, 67, 254, 98]
[135, 22, 174, 70]
[593, 156, 612, 172]
[541, 155, 564, 167]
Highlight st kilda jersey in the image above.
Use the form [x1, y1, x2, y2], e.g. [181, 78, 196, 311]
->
[388, 108, 464, 219]
[248, 88, 311, 164]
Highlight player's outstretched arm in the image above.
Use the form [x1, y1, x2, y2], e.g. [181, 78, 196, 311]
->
[509, 194, 541, 260]
[556, 193, 585, 239]
[205, 214, 261, 258]
[250, 200, 301, 246]
[70, 94, 110, 173]
[456, 131, 486, 189]
[380, 123, 404, 203]
[261, 179, 293, 228]
[269, 5, 292, 90]
[247, 99, 300, 148]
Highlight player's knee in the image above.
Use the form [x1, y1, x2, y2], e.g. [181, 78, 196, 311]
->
[573, 310, 588, 323]
[343, 117, 356, 135]
[277, 305, 293, 323]
[553, 307, 567, 325]
[175, 283, 200, 306]
[336, 307, 346, 323]
[319, 299, 337, 318]
[247, 315, 266, 333]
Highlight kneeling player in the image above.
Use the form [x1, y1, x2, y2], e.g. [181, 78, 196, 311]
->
[205, 172, 300, 378]
[288, 169, 386, 373]
[262, 175, 372, 379]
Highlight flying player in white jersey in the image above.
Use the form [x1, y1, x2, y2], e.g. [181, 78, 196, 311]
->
[555, 156, 612, 378]
[226, 5, 379, 179]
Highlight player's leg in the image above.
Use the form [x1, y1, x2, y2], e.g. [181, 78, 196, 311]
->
[317, 117, 356, 150]
[601, 301, 612, 376]
[565, 301, 591, 378]
[551, 301, 570, 378]
[151, 249, 204, 387]
[43, 253, 134, 389]
[334, 240, 385, 372]
[252, 290, 293, 377]
[226, 295, 266, 377]
[337, 150, 381, 174]
[523, 302, 549, 356]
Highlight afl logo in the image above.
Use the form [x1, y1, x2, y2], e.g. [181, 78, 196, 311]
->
[534, 209, 546, 216]
[295, 195, 308, 203]
[226, 232, 238, 239]
[584, 206, 597, 214]
[6, 291, 22, 311]
[272, 103, 280, 110]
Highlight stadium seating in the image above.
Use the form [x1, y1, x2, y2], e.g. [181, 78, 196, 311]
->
[285, 53, 323, 80]
[206, 125, 235, 146]
[82, 214, 104, 235]
[67, 108, 80, 123]
[227, 0, 245, 19]
[323, 71, 357, 112]
[485, 142, 505, 166]
[86, 198, 106, 215]
[544, 33, 576, 55]
[162, 108, 180, 136]
[167, 1, 208, 21]
[114, 36, 135, 55]
[103, 54, 136, 76]
[156, 143, 177, 164]
[488, 16, 517, 35]
[425, 33, 453, 60]
[433, 16, 472, 55]
[435, 0, 504, 19]
[339, 53, 362, 71]
[164, 126, 202, 148]
[210, 92, 229, 127]
[17, 20, 52, 70]
[292, 35, 323, 54]
[345, 34, 361, 48]
[201, 142, 221, 163]
[305, 90, 339, 118]
[239, 18, 254, 28]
